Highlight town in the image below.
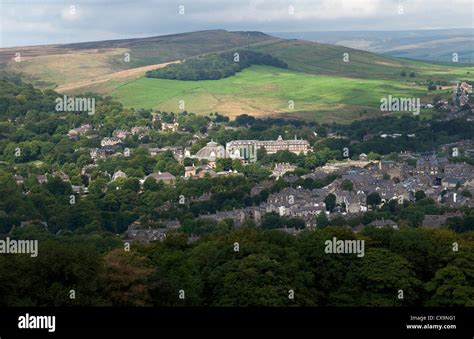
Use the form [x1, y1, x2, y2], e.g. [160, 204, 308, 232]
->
[1, 1, 474, 320]
[8, 86, 473, 244]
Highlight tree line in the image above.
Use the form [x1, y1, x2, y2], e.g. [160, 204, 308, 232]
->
[145, 50, 288, 80]
[0, 224, 472, 306]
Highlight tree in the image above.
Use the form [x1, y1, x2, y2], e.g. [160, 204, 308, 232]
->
[401, 206, 424, 227]
[315, 213, 329, 228]
[389, 227, 452, 280]
[215, 158, 233, 172]
[285, 217, 306, 229]
[257, 147, 267, 161]
[366, 192, 381, 208]
[415, 190, 426, 201]
[146, 51, 288, 81]
[367, 152, 381, 161]
[338, 248, 422, 306]
[261, 212, 283, 230]
[43, 176, 72, 196]
[101, 249, 154, 306]
[149, 245, 203, 306]
[209, 254, 297, 306]
[122, 178, 140, 192]
[0, 241, 103, 306]
[341, 179, 353, 191]
[324, 193, 336, 212]
[143, 177, 162, 191]
[425, 264, 474, 306]
[89, 177, 107, 195]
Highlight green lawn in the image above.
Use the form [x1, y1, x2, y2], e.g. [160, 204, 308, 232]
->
[112, 65, 440, 123]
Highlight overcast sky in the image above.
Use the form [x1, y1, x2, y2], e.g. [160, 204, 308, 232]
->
[0, 0, 473, 47]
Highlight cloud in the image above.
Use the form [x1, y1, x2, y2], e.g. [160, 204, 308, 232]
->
[0, 0, 472, 47]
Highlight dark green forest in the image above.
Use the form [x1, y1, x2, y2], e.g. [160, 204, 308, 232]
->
[145, 50, 288, 80]
[1, 224, 473, 306]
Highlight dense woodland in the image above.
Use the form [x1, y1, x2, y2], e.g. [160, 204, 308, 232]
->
[0, 79, 473, 306]
[0, 224, 473, 306]
[145, 50, 288, 80]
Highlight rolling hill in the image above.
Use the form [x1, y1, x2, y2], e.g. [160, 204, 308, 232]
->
[271, 29, 474, 63]
[0, 30, 274, 88]
[246, 38, 474, 81]
[1, 29, 473, 122]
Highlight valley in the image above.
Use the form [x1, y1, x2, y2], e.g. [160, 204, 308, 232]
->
[1, 29, 473, 123]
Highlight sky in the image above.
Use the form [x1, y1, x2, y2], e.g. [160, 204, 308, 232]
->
[0, 0, 473, 47]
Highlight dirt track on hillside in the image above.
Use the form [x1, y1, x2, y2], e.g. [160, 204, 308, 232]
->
[55, 60, 180, 93]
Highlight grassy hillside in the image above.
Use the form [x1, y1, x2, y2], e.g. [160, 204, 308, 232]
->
[271, 29, 474, 63]
[0, 30, 275, 88]
[2, 29, 473, 123]
[248, 39, 474, 81]
[108, 34, 473, 123]
[4, 48, 128, 88]
[3, 29, 472, 91]
[55, 61, 180, 93]
[112, 65, 442, 123]
[59, 29, 274, 68]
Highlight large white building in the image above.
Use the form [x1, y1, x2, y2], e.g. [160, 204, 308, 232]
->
[226, 135, 311, 163]
[185, 136, 311, 165]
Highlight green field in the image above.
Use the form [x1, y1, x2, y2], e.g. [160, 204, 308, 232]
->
[249, 39, 474, 81]
[112, 65, 447, 123]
